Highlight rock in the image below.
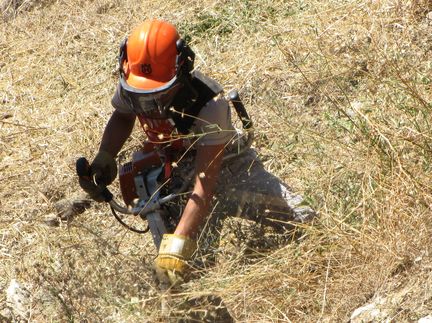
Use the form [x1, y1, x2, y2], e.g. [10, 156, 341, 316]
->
[6, 279, 31, 320]
[54, 197, 92, 222]
[350, 281, 431, 323]
[0, 308, 12, 321]
[419, 315, 432, 323]
[350, 303, 380, 322]
[350, 296, 388, 322]
[43, 215, 61, 227]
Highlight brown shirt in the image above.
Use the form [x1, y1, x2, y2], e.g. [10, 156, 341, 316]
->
[111, 83, 235, 147]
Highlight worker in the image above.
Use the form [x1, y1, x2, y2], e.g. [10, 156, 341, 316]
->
[78, 19, 316, 286]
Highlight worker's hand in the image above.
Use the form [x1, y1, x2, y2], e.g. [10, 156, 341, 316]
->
[78, 151, 117, 202]
[78, 178, 107, 202]
[90, 150, 117, 186]
[154, 234, 197, 287]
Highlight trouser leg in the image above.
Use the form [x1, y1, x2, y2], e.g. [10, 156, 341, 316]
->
[169, 148, 317, 260]
[214, 148, 316, 232]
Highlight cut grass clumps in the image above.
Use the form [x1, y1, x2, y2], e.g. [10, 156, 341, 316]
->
[1, 0, 54, 20]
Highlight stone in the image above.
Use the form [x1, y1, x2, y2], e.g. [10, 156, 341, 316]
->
[419, 315, 432, 323]
[54, 197, 92, 222]
[350, 297, 388, 322]
[6, 279, 30, 320]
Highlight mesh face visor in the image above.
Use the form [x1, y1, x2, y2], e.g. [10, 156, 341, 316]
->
[119, 76, 179, 119]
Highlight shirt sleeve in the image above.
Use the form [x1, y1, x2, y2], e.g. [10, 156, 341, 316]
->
[111, 83, 134, 114]
[190, 96, 236, 146]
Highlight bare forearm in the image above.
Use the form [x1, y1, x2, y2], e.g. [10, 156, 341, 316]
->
[174, 191, 212, 239]
[174, 144, 225, 239]
[99, 110, 136, 157]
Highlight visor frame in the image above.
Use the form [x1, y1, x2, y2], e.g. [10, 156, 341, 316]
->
[119, 74, 180, 119]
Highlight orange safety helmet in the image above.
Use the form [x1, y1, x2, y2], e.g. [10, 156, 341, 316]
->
[121, 20, 181, 90]
[118, 19, 196, 118]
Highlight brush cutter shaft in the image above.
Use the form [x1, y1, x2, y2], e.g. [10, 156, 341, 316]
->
[108, 193, 179, 215]
[146, 211, 167, 249]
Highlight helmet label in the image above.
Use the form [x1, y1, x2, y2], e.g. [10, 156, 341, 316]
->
[141, 64, 152, 74]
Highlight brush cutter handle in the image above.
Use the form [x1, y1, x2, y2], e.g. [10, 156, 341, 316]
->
[76, 157, 92, 179]
[228, 90, 253, 130]
[76, 157, 113, 202]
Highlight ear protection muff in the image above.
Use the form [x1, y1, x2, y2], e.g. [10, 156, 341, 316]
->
[118, 38, 127, 77]
[173, 39, 198, 104]
[175, 39, 195, 77]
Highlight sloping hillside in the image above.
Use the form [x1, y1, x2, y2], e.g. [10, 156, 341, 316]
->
[1, 0, 431, 321]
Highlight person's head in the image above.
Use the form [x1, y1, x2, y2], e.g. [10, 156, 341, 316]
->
[118, 19, 195, 119]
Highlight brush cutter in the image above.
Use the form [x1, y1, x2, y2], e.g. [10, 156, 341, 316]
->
[76, 90, 253, 251]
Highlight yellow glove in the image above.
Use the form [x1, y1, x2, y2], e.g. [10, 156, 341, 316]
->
[154, 234, 197, 287]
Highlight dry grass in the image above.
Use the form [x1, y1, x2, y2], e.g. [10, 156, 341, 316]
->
[1, 0, 432, 321]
